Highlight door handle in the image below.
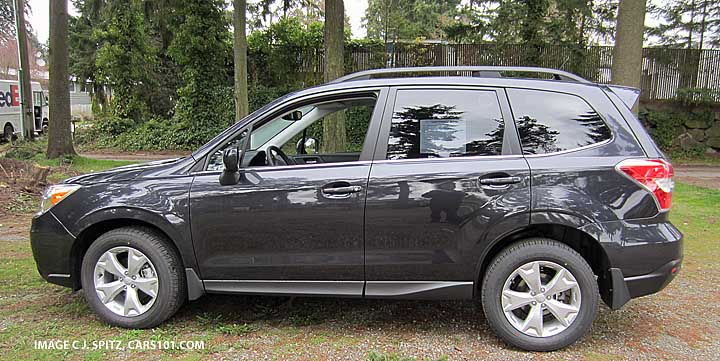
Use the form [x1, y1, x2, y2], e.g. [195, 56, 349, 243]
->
[479, 176, 522, 186]
[323, 185, 363, 195]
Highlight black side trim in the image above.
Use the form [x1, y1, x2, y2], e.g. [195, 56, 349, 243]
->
[204, 280, 364, 297]
[186, 268, 205, 301]
[364, 281, 473, 300]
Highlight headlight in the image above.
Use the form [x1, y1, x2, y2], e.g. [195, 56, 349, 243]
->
[39, 184, 81, 215]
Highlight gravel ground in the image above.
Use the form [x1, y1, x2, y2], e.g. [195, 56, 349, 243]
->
[0, 161, 717, 360]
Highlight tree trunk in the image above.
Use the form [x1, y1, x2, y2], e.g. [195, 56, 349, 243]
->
[47, 0, 76, 158]
[322, 0, 346, 153]
[611, 0, 647, 113]
[13, 0, 34, 139]
[233, 0, 249, 124]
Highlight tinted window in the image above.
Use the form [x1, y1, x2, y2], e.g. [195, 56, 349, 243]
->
[386, 90, 504, 160]
[507, 89, 611, 155]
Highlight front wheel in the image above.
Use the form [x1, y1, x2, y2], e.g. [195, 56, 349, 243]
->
[481, 238, 598, 351]
[81, 226, 186, 328]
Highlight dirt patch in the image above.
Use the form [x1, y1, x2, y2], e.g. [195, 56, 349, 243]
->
[0, 158, 69, 222]
[675, 166, 720, 190]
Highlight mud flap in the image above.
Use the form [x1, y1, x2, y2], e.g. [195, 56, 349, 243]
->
[599, 268, 631, 310]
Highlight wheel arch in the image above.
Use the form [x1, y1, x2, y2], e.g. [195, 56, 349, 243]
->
[474, 223, 611, 296]
[70, 217, 187, 290]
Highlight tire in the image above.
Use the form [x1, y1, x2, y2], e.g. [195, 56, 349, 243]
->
[3, 124, 12, 142]
[81, 226, 186, 328]
[481, 238, 598, 351]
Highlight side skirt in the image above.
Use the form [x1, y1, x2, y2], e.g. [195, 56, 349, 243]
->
[202, 280, 474, 300]
[204, 280, 365, 298]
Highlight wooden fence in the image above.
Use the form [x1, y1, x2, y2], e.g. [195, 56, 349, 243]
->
[290, 44, 720, 102]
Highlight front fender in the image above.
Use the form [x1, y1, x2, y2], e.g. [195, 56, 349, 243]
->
[51, 177, 196, 270]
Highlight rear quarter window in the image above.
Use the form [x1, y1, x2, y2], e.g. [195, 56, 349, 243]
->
[507, 89, 611, 155]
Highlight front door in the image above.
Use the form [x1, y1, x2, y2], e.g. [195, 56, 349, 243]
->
[190, 89, 387, 296]
[363, 87, 531, 298]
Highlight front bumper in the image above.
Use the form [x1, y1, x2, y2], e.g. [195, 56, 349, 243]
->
[30, 211, 76, 288]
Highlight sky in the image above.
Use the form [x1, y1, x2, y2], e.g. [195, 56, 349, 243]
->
[27, 0, 664, 45]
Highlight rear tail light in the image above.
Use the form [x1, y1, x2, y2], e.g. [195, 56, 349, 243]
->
[616, 159, 674, 211]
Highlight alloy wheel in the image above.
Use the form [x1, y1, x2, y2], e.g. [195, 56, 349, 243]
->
[93, 246, 159, 317]
[501, 260, 581, 337]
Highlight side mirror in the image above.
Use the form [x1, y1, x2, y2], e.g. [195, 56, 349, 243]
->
[219, 147, 240, 185]
[282, 110, 303, 121]
[296, 137, 318, 155]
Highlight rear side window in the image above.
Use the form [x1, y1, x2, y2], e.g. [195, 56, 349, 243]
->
[507, 89, 611, 155]
[386, 89, 504, 160]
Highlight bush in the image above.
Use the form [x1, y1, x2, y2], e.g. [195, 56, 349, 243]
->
[3, 139, 47, 160]
[640, 109, 687, 151]
[639, 108, 712, 158]
[93, 116, 136, 136]
[676, 88, 720, 107]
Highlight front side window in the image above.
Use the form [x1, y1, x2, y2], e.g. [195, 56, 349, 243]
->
[386, 89, 504, 160]
[507, 89, 612, 155]
[206, 96, 377, 170]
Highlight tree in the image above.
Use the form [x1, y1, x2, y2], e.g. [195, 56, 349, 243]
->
[364, 0, 459, 44]
[168, 0, 232, 145]
[47, 0, 77, 158]
[233, 0, 249, 123]
[648, 0, 720, 49]
[323, 0, 345, 153]
[611, 0, 646, 113]
[1, 0, 28, 44]
[69, 0, 106, 112]
[95, 0, 156, 122]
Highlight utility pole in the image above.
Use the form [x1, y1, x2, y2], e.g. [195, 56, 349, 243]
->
[13, 0, 35, 140]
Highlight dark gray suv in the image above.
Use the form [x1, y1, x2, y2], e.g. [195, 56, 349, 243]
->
[31, 67, 682, 351]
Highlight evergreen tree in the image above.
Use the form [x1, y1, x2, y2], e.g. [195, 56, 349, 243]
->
[168, 0, 232, 145]
[648, 0, 720, 49]
[94, 0, 156, 122]
[364, 0, 460, 43]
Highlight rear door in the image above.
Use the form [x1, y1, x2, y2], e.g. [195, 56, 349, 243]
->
[364, 87, 531, 298]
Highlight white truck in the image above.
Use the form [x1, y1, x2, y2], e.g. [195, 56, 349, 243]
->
[0, 79, 49, 141]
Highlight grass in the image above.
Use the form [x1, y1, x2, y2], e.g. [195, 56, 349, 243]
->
[31, 154, 136, 174]
[1, 138, 137, 183]
[669, 182, 720, 266]
[671, 153, 720, 166]
[0, 182, 717, 359]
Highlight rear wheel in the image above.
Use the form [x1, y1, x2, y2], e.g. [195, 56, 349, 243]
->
[481, 238, 598, 351]
[3, 124, 13, 142]
[81, 226, 186, 328]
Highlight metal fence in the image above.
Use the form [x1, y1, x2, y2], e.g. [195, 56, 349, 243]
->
[292, 44, 720, 102]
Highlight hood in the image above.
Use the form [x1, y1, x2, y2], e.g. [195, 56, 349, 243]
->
[63, 157, 185, 185]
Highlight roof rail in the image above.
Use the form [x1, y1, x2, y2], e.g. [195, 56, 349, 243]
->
[331, 66, 591, 84]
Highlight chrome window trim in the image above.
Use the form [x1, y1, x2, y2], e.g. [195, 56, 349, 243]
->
[522, 137, 614, 158]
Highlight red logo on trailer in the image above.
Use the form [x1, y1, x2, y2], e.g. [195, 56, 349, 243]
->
[0, 84, 20, 108]
[10, 84, 19, 106]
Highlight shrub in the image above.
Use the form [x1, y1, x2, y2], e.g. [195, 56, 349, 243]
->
[676, 88, 720, 107]
[93, 116, 136, 136]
